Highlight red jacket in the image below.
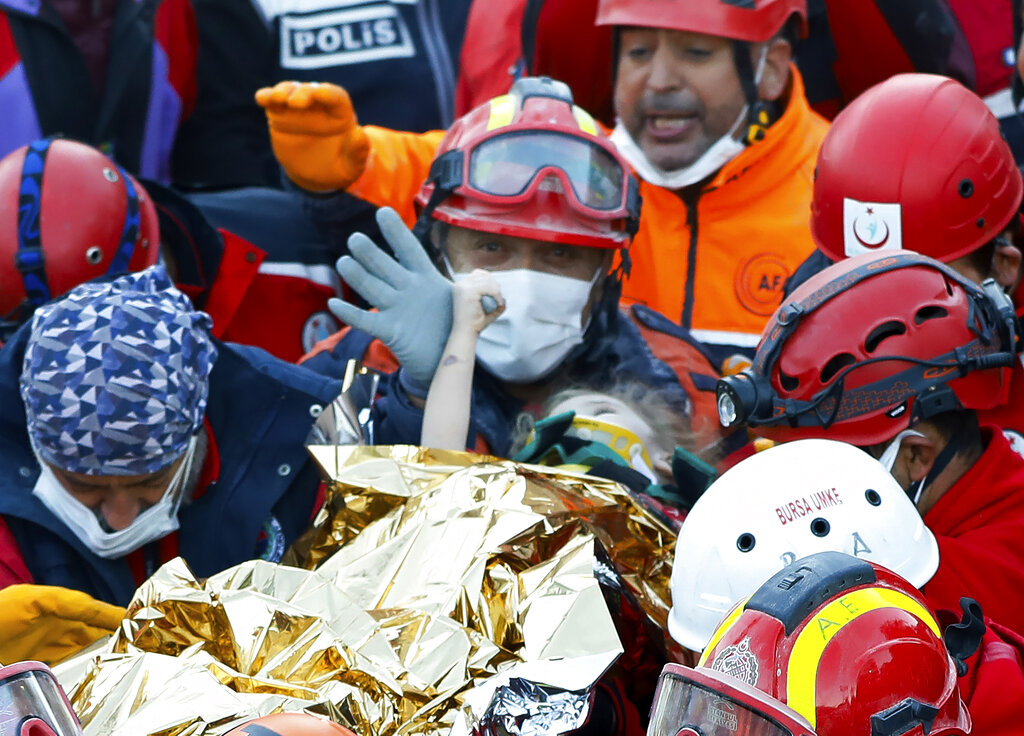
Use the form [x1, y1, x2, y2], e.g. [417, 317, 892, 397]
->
[963, 619, 1024, 734]
[153, 185, 342, 363]
[198, 231, 339, 363]
[922, 426, 1024, 636]
[934, 607, 1024, 736]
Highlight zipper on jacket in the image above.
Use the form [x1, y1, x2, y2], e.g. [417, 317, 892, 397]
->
[680, 189, 702, 329]
[414, 0, 456, 127]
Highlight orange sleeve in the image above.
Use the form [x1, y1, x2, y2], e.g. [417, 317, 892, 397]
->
[346, 127, 447, 226]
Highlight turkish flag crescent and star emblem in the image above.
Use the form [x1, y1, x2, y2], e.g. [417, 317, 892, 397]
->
[842, 198, 903, 257]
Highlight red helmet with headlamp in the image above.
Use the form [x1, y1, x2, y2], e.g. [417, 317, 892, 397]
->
[716, 251, 1020, 445]
[414, 76, 641, 251]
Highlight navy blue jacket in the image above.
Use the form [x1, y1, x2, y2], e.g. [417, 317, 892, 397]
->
[0, 325, 341, 605]
[304, 306, 693, 457]
[172, 0, 472, 189]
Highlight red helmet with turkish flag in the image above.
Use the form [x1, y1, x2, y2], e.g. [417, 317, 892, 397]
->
[0, 138, 160, 333]
[413, 76, 641, 250]
[811, 73, 1023, 264]
[595, 0, 808, 42]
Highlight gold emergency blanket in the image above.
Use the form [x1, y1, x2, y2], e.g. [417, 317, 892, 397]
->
[57, 446, 675, 736]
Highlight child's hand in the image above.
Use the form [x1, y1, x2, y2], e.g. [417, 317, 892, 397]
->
[452, 270, 505, 335]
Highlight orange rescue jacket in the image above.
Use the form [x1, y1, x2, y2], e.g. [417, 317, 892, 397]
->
[346, 68, 828, 362]
[621, 69, 829, 357]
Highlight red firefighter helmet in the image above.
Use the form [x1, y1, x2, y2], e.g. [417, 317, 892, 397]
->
[695, 551, 971, 736]
[414, 76, 641, 250]
[0, 138, 160, 329]
[595, 0, 808, 43]
[811, 74, 1023, 264]
[224, 713, 358, 736]
[715, 251, 1019, 445]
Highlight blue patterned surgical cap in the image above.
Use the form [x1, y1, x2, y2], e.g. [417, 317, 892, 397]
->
[20, 266, 217, 475]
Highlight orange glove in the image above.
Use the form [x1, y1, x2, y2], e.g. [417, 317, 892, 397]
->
[255, 81, 370, 192]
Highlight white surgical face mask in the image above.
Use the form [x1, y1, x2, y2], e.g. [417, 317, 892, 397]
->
[876, 429, 927, 504]
[610, 47, 769, 190]
[453, 268, 599, 383]
[31, 436, 198, 558]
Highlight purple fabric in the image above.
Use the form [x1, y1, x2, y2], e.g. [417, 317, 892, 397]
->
[0, 0, 40, 16]
[0, 64, 42, 162]
[139, 43, 181, 183]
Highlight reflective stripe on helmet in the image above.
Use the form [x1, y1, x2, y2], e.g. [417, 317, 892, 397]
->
[697, 596, 752, 666]
[785, 587, 941, 727]
[487, 95, 517, 131]
[572, 106, 599, 136]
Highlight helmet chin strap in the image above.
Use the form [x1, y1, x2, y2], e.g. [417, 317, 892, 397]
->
[910, 420, 969, 506]
[731, 41, 773, 143]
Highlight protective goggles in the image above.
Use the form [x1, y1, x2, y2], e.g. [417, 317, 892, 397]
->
[0, 662, 83, 736]
[648, 665, 815, 736]
[427, 131, 641, 229]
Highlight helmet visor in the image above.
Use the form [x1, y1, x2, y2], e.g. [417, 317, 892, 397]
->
[468, 132, 628, 213]
[0, 663, 82, 736]
[648, 666, 815, 736]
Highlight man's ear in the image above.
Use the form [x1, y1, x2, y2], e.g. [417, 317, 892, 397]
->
[993, 239, 1023, 291]
[756, 38, 792, 102]
[903, 433, 939, 484]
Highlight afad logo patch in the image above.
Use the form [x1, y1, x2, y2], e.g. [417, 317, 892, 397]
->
[256, 515, 286, 563]
[301, 310, 340, 353]
[842, 198, 902, 257]
[280, 3, 414, 69]
[735, 252, 789, 316]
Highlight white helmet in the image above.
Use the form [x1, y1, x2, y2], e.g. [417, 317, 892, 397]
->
[668, 438, 939, 651]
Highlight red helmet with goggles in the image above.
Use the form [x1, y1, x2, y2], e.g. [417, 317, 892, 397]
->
[0, 661, 83, 736]
[595, 0, 808, 43]
[0, 139, 160, 335]
[696, 551, 971, 736]
[413, 76, 641, 250]
[716, 251, 1020, 445]
[648, 662, 815, 736]
[811, 74, 1023, 264]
